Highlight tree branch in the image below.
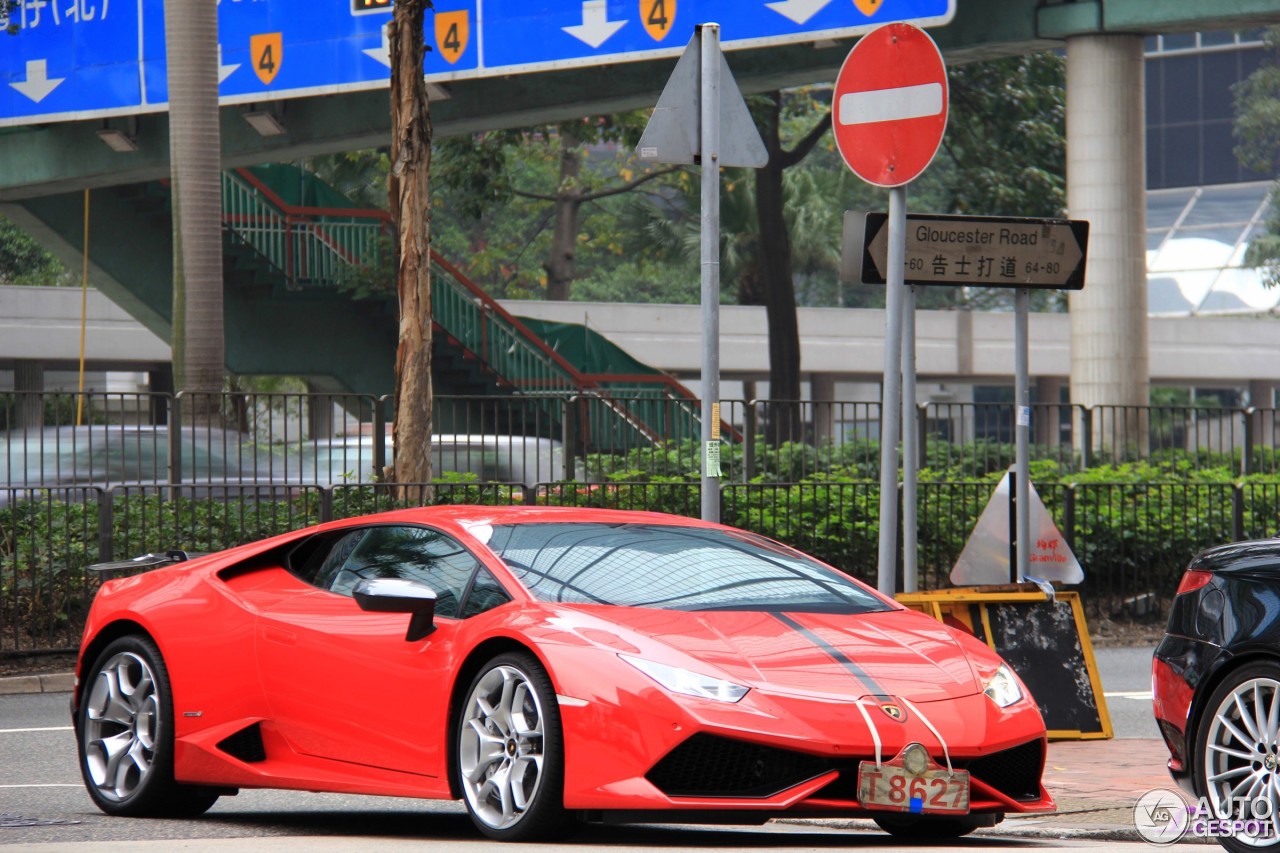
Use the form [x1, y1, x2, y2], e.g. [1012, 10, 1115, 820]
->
[580, 165, 683, 202]
[511, 187, 559, 203]
[778, 111, 832, 170]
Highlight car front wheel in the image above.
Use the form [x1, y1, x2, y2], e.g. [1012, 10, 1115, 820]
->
[1195, 662, 1280, 851]
[78, 635, 220, 817]
[456, 651, 574, 841]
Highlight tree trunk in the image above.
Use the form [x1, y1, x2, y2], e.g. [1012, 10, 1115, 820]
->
[544, 127, 583, 301]
[755, 95, 803, 445]
[164, 0, 224, 422]
[388, 0, 434, 497]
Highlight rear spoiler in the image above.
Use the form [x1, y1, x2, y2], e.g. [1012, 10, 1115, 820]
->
[89, 550, 206, 577]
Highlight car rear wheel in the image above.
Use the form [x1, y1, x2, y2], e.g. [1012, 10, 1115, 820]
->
[1195, 662, 1280, 851]
[456, 651, 574, 841]
[873, 813, 993, 839]
[78, 636, 220, 817]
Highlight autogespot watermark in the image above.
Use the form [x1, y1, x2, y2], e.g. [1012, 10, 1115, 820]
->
[1135, 787, 1278, 845]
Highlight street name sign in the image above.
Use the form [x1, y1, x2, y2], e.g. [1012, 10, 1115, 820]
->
[842, 211, 1090, 290]
[832, 21, 947, 187]
[2, 0, 954, 127]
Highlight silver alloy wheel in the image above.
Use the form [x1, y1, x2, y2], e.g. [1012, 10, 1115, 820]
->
[82, 651, 160, 803]
[1203, 675, 1280, 847]
[458, 663, 546, 830]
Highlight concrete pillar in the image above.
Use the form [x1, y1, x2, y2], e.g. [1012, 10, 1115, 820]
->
[1249, 379, 1276, 410]
[307, 383, 335, 440]
[1035, 376, 1063, 448]
[148, 366, 173, 425]
[14, 359, 44, 431]
[1066, 34, 1149, 455]
[811, 372, 837, 446]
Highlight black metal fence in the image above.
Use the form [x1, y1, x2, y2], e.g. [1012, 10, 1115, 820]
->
[3, 390, 1280, 655]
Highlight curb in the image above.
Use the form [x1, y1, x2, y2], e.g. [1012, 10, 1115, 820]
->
[0, 671, 75, 695]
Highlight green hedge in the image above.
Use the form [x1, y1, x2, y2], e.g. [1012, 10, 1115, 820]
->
[3, 445, 1279, 653]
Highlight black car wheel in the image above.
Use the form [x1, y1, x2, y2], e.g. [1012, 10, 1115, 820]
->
[456, 651, 575, 841]
[1195, 661, 1280, 851]
[873, 813, 992, 839]
[78, 635, 220, 817]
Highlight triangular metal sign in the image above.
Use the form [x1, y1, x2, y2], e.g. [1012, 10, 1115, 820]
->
[950, 470, 1084, 586]
[637, 32, 767, 168]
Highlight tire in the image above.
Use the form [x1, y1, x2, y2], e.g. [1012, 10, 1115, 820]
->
[1194, 661, 1280, 852]
[873, 812, 994, 839]
[77, 636, 220, 818]
[456, 651, 575, 841]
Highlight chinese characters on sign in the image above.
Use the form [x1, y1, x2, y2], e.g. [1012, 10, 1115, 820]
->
[842, 212, 1090, 290]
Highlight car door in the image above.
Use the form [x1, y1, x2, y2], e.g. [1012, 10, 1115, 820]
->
[256, 523, 502, 778]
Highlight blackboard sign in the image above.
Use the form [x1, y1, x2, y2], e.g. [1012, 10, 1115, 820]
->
[976, 597, 1108, 737]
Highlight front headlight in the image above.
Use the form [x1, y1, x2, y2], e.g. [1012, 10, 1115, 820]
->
[620, 655, 749, 703]
[983, 664, 1024, 708]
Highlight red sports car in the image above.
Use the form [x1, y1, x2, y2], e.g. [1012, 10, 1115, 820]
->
[72, 506, 1054, 841]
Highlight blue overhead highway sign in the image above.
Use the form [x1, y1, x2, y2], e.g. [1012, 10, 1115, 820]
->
[483, 0, 954, 72]
[1, 0, 952, 127]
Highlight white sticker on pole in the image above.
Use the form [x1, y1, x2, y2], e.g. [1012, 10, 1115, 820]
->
[1017, 406, 1031, 427]
[705, 442, 722, 478]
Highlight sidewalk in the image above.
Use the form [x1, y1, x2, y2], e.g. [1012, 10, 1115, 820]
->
[995, 737, 1177, 841]
[0, 671, 1169, 841]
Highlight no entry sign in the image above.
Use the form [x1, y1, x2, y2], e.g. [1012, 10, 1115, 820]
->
[833, 22, 948, 187]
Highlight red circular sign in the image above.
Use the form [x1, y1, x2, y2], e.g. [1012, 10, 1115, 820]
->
[833, 22, 949, 188]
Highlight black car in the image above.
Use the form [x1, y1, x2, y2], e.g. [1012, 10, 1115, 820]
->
[1153, 537, 1280, 851]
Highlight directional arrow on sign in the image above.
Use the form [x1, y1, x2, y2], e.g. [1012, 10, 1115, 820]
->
[562, 0, 626, 48]
[765, 0, 835, 24]
[842, 212, 1090, 290]
[9, 59, 65, 103]
[218, 45, 241, 84]
[363, 23, 392, 67]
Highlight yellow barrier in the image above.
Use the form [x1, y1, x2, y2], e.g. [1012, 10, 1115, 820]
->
[897, 586, 1113, 741]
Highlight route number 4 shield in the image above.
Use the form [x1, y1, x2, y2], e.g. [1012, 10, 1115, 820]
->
[252, 33, 283, 85]
[436, 11, 470, 65]
[642, 0, 675, 42]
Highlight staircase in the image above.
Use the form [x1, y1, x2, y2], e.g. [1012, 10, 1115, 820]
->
[218, 166, 723, 452]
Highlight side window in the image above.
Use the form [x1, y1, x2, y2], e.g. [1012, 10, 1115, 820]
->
[461, 567, 513, 618]
[289, 525, 508, 619]
[327, 525, 482, 619]
[290, 529, 370, 589]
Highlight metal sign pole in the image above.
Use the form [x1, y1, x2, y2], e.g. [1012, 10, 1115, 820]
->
[876, 185, 907, 596]
[699, 23, 722, 524]
[902, 282, 918, 592]
[1014, 287, 1031, 582]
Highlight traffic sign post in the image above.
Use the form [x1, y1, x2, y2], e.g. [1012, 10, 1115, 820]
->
[636, 25, 766, 524]
[831, 22, 947, 597]
[2, 0, 955, 127]
[842, 209, 1092, 585]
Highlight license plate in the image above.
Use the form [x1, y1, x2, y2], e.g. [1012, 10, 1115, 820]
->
[857, 762, 971, 814]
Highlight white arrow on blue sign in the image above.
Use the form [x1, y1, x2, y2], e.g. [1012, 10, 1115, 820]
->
[1, 0, 953, 127]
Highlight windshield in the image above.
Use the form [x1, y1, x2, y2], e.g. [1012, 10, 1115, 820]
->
[486, 522, 890, 613]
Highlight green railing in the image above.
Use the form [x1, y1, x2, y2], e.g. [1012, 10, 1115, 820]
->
[218, 166, 722, 452]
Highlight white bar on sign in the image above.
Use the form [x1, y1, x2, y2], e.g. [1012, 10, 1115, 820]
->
[838, 82, 943, 126]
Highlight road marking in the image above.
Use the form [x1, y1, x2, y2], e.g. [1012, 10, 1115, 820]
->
[1104, 690, 1154, 700]
[0, 784, 82, 788]
[0, 726, 74, 734]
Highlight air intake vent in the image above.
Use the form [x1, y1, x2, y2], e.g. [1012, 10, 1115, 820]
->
[966, 738, 1043, 801]
[646, 733, 829, 798]
[216, 723, 266, 763]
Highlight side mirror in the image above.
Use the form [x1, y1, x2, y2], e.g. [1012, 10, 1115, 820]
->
[352, 577, 437, 641]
